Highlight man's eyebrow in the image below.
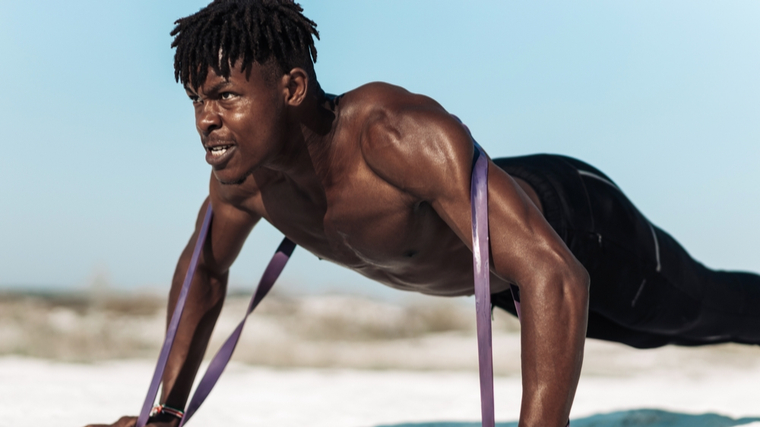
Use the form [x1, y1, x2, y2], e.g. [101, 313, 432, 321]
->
[204, 80, 233, 96]
[184, 80, 232, 97]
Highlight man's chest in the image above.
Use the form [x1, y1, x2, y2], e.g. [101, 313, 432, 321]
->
[241, 170, 459, 272]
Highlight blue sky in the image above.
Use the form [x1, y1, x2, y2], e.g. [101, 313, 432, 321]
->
[1, 1, 758, 299]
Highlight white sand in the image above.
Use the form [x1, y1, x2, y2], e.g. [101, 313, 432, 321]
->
[3, 294, 759, 426]
[3, 354, 759, 427]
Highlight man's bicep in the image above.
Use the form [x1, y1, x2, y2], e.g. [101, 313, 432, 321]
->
[434, 159, 579, 286]
[484, 165, 579, 284]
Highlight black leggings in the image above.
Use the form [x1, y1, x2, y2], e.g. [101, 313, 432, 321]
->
[491, 155, 760, 348]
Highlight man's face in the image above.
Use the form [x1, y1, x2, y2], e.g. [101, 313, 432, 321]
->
[185, 64, 286, 184]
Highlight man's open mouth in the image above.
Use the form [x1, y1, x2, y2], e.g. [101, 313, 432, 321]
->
[204, 143, 236, 166]
[208, 144, 232, 157]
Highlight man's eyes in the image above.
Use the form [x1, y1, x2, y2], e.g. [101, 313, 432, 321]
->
[186, 92, 235, 103]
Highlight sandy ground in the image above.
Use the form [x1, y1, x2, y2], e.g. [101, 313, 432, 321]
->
[1, 292, 759, 426]
[2, 356, 759, 427]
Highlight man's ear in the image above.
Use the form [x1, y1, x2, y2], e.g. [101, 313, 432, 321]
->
[282, 68, 309, 106]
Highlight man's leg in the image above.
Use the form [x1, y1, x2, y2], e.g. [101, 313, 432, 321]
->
[572, 157, 760, 346]
[654, 225, 760, 345]
[493, 154, 760, 347]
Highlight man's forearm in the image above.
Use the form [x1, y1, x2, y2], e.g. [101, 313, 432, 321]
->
[158, 248, 228, 411]
[518, 269, 589, 427]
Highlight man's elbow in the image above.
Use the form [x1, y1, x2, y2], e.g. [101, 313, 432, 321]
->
[192, 263, 229, 307]
[566, 259, 589, 293]
[532, 255, 589, 314]
[554, 260, 589, 320]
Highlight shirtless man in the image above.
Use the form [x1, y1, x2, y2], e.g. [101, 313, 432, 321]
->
[89, 1, 760, 426]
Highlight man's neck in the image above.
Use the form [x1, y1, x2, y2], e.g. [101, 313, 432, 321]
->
[261, 90, 339, 196]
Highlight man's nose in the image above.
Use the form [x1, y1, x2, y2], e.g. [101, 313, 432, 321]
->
[197, 103, 222, 136]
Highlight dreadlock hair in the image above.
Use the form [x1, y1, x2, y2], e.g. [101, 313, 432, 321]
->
[171, 0, 319, 89]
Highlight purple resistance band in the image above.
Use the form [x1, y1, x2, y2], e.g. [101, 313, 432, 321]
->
[137, 142, 565, 426]
[135, 206, 296, 427]
[136, 204, 213, 427]
[470, 142, 496, 427]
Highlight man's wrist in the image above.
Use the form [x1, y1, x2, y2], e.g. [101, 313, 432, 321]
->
[146, 413, 181, 427]
[148, 404, 184, 427]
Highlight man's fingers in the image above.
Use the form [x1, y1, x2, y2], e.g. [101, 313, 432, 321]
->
[84, 415, 137, 427]
[116, 416, 138, 427]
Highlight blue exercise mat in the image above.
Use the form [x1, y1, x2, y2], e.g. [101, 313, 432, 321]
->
[376, 409, 760, 427]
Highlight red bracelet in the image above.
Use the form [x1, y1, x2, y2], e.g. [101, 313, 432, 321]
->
[149, 404, 184, 420]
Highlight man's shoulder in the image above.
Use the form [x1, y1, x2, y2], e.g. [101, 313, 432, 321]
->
[338, 83, 473, 197]
[342, 81, 417, 106]
[340, 82, 453, 152]
[341, 82, 443, 121]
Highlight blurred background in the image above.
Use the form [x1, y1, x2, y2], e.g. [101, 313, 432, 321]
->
[0, 0, 759, 368]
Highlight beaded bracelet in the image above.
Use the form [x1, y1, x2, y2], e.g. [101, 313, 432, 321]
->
[149, 404, 184, 420]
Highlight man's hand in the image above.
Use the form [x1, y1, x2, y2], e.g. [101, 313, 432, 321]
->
[85, 415, 179, 427]
[84, 415, 137, 427]
[86, 194, 259, 427]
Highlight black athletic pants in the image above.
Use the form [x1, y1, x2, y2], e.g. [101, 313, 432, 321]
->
[490, 155, 760, 349]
